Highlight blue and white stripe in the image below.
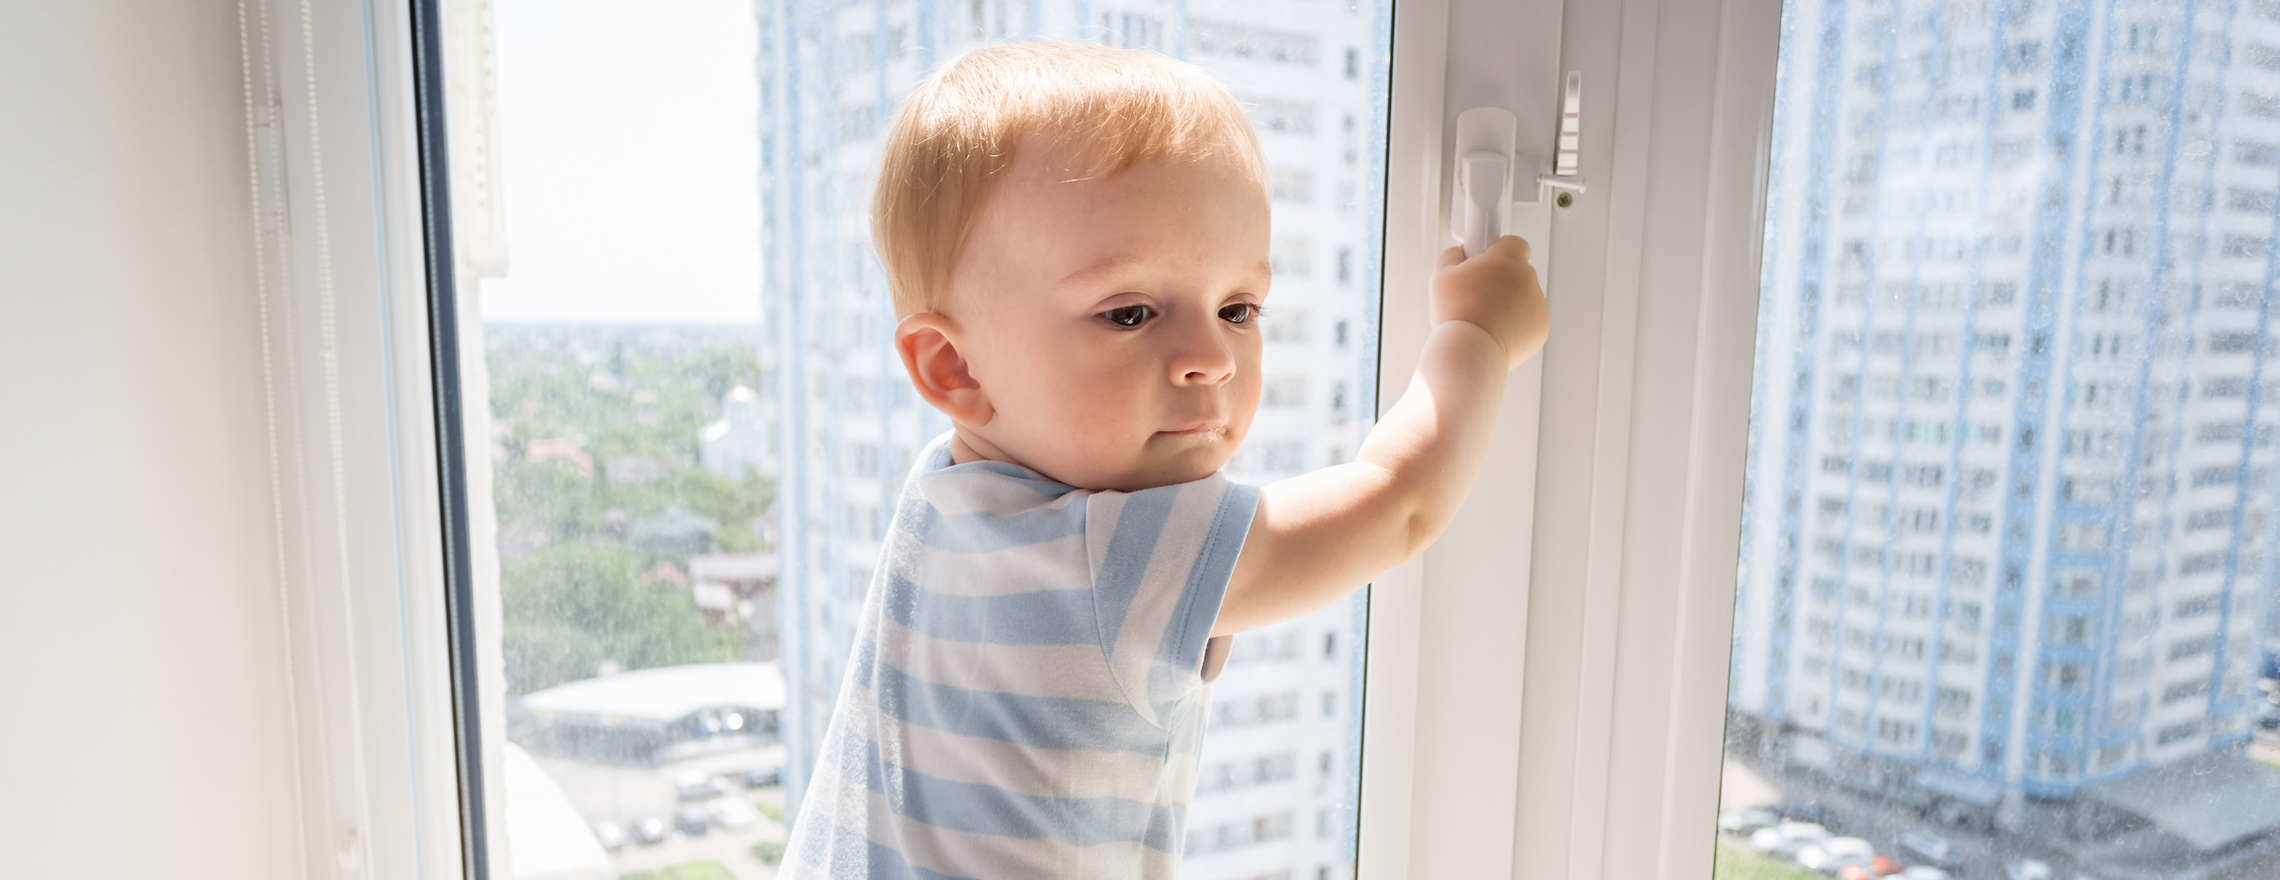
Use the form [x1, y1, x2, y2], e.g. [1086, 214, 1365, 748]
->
[781, 432, 1260, 879]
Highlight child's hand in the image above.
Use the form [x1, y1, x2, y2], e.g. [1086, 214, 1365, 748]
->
[1430, 236, 1550, 369]
[1219, 234, 1548, 636]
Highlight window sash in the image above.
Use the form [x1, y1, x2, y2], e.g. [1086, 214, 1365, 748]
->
[394, 2, 1422, 879]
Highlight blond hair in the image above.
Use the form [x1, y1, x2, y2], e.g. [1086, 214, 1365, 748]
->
[871, 41, 1266, 316]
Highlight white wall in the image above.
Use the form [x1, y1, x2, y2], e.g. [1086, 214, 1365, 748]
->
[0, 1, 301, 876]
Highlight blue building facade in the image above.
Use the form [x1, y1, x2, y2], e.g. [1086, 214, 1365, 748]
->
[1732, 0, 2280, 834]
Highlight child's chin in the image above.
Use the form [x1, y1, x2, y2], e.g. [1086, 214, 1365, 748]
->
[1154, 447, 1239, 483]
[1090, 449, 1235, 492]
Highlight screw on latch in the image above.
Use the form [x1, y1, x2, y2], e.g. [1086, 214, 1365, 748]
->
[1556, 192, 1575, 208]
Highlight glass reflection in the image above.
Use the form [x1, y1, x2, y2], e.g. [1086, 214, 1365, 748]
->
[1722, 2, 2280, 878]
[444, 1, 1391, 878]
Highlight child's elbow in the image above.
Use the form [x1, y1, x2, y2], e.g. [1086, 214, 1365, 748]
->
[1397, 503, 1453, 563]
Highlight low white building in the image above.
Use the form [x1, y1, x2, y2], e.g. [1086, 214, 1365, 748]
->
[700, 385, 771, 478]
[514, 662, 786, 766]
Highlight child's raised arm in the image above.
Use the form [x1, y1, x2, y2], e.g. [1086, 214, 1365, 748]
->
[1214, 235, 1549, 637]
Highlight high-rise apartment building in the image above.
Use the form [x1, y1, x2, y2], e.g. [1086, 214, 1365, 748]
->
[1732, 0, 2280, 838]
[753, 2, 1387, 875]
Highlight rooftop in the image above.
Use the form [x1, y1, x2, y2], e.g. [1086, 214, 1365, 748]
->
[518, 661, 784, 725]
[2088, 749, 2280, 852]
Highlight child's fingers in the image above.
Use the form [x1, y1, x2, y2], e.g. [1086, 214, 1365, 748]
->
[1486, 235, 1532, 265]
[1436, 245, 1466, 270]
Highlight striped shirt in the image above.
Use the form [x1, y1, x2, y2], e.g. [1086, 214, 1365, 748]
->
[781, 432, 1261, 879]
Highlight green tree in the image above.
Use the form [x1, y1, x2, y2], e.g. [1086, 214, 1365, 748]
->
[493, 457, 610, 542]
[484, 328, 777, 558]
[669, 466, 773, 552]
[500, 542, 738, 695]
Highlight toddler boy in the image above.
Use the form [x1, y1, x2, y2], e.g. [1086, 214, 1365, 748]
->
[781, 41, 1548, 878]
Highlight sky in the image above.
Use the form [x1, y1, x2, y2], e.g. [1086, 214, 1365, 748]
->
[478, 0, 763, 324]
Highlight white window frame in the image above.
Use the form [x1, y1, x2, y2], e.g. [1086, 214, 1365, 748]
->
[1358, 0, 1561, 876]
[266, 0, 1790, 876]
[231, 0, 470, 878]
[1501, 0, 1783, 877]
[1361, 0, 1783, 876]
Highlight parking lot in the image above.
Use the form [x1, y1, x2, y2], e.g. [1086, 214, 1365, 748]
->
[525, 737, 2280, 879]
[533, 746, 788, 879]
[1722, 758, 2019, 878]
[1717, 740, 2280, 880]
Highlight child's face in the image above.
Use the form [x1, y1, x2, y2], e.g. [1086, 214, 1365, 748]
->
[938, 139, 1269, 491]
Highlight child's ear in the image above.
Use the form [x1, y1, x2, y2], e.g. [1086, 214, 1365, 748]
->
[895, 313, 993, 427]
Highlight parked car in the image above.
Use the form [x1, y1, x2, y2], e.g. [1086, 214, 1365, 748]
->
[1801, 847, 1872, 875]
[1824, 837, 1874, 859]
[1837, 865, 1899, 880]
[734, 766, 783, 789]
[2004, 859, 2054, 880]
[1721, 807, 1785, 835]
[675, 804, 711, 836]
[709, 796, 761, 832]
[1929, 798, 1991, 832]
[1899, 830, 1960, 870]
[1748, 820, 1828, 858]
[1782, 800, 1835, 827]
[1799, 836, 1874, 875]
[676, 771, 730, 801]
[628, 815, 667, 846]
[590, 820, 626, 851]
[1899, 867, 1952, 880]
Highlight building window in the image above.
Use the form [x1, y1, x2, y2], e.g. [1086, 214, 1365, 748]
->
[1264, 377, 1309, 408]
[1191, 19, 1320, 65]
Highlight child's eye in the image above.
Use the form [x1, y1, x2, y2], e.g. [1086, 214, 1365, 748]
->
[1219, 303, 1260, 325]
[1102, 304, 1154, 327]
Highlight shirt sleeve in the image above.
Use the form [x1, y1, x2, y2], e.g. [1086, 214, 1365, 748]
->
[1082, 472, 1261, 726]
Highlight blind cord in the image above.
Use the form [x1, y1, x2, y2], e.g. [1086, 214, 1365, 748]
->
[297, 0, 381, 873]
[242, 0, 383, 874]
[239, 1, 314, 874]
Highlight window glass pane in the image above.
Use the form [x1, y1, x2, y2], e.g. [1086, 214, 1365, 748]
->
[438, 2, 1390, 878]
[1722, 2, 2280, 878]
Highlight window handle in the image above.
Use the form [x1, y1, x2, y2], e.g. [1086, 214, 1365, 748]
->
[1458, 145, 1511, 259]
[1451, 108, 1515, 258]
[1451, 72, 1586, 259]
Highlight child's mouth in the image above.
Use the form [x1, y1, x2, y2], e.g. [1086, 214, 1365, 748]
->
[1160, 419, 1226, 437]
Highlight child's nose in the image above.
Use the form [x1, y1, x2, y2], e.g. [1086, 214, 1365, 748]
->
[1168, 320, 1237, 386]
